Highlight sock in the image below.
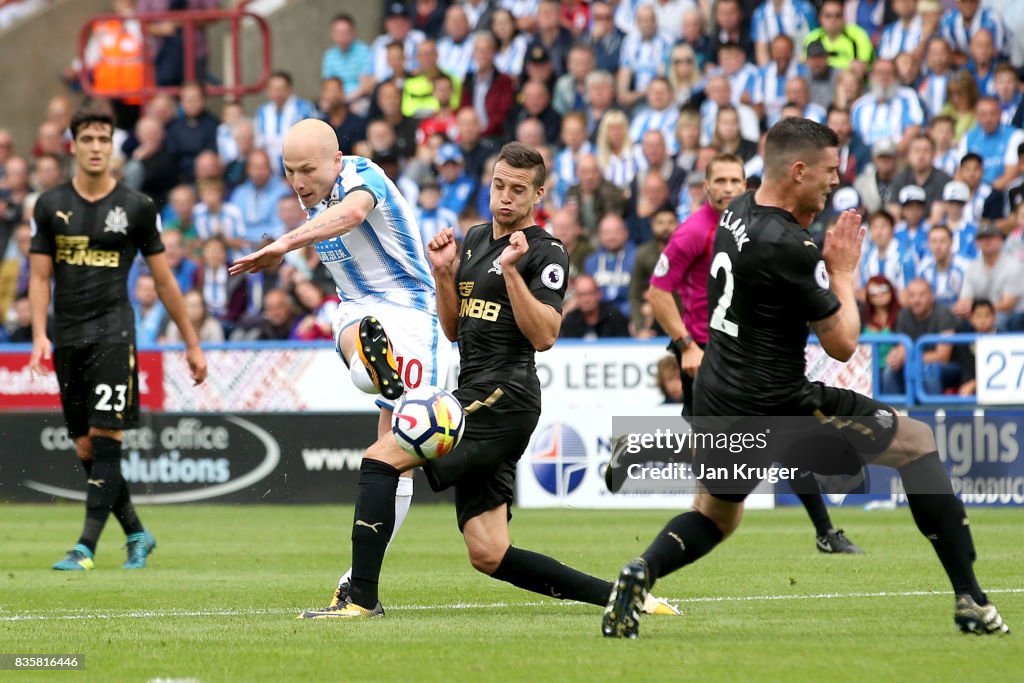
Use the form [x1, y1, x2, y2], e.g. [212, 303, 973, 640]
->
[641, 511, 725, 587]
[490, 546, 612, 606]
[348, 459, 400, 608]
[899, 452, 986, 604]
[79, 459, 93, 476]
[112, 478, 144, 536]
[790, 470, 833, 536]
[349, 351, 378, 394]
[78, 436, 124, 553]
[338, 475, 413, 589]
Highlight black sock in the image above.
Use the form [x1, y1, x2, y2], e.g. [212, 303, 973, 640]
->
[79, 459, 93, 476]
[641, 511, 724, 587]
[490, 546, 612, 606]
[348, 459, 400, 609]
[112, 478, 144, 535]
[790, 470, 833, 536]
[78, 437, 124, 553]
[900, 452, 986, 604]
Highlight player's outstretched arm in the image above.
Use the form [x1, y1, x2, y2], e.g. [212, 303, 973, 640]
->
[28, 254, 53, 376]
[427, 228, 460, 342]
[500, 232, 561, 351]
[814, 209, 865, 362]
[229, 191, 375, 275]
[147, 252, 208, 385]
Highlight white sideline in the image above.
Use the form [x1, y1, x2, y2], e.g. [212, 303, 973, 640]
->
[2, 588, 1022, 622]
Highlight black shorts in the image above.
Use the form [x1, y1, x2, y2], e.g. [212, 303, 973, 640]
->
[692, 382, 899, 503]
[53, 344, 140, 439]
[423, 401, 539, 532]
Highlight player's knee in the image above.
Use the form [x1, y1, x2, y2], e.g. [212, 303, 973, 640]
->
[692, 496, 742, 537]
[897, 417, 937, 461]
[465, 540, 505, 575]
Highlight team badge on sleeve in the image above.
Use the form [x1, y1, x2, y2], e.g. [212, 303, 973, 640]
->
[653, 253, 669, 278]
[541, 263, 565, 290]
[814, 261, 830, 289]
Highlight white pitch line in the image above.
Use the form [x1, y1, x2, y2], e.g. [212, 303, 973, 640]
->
[2, 588, 1022, 622]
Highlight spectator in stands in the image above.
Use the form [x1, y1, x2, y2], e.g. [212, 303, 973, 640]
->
[752, 0, 817, 67]
[878, 0, 926, 63]
[953, 222, 1024, 328]
[461, 0, 494, 32]
[884, 277, 960, 395]
[228, 149, 290, 246]
[994, 65, 1022, 126]
[706, 0, 754, 67]
[549, 208, 593, 278]
[595, 110, 635, 190]
[414, 176, 461, 247]
[438, 4, 475, 82]
[193, 149, 222, 185]
[955, 299, 997, 396]
[552, 44, 594, 117]
[860, 209, 917, 297]
[941, 70, 981, 141]
[25, 154, 64, 218]
[5, 294, 32, 344]
[752, 34, 805, 125]
[629, 206, 676, 334]
[616, 5, 672, 109]
[965, 28, 999, 97]
[453, 107, 497, 183]
[626, 173, 670, 245]
[584, 0, 623, 75]
[803, 0, 873, 77]
[956, 152, 995, 226]
[224, 118, 255, 191]
[673, 109, 702, 176]
[193, 176, 247, 259]
[317, 77, 367, 155]
[164, 81, 218, 183]
[892, 134, 953, 213]
[917, 224, 971, 307]
[161, 228, 198, 295]
[666, 44, 702, 111]
[711, 105, 758, 163]
[928, 115, 960, 178]
[132, 271, 166, 347]
[552, 112, 594, 207]
[655, 355, 683, 404]
[511, 79, 562, 146]
[416, 74, 459, 145]
[292, 280, 340, 342]
[321, 13, 374, 112]
[490, 8, 528, 79]
[826, 106, 867, 184]
[854, 139, 900, 213]
[585, 213, 635, 316]
[0, 223, 30, 317]
[254, 72, 317, 175]
[939, 0, 1008, 63]
[0, 157, 30, 254]
[139, 0, 219, 85]
[918, 37, 955, 119]
[582, 70, 620, 141]
[161, 289, 223, 344]
[564, 153, 625, 241]
[372, 3, 426, 84]
[958, 97, 1024, 191]
[632, 130, 686, 207]
[231, 288, 300, 341]
[528, 0, 573, 78]
[851, 59, 924, 153]
[560, 273, 630, 339]
[861, 275, 901, 379]
[893, 185, 931, 260]
[402, 39, 462, 119]
[435, 143, 477, 218]
[932, 180, 979, 258]
[368, 41, 412, 120]
[629, 78, 679, 156]
[700, 75, 761, 147]
[193, 235, 247, 331]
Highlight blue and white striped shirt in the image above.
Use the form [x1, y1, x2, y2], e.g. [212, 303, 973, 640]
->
[603, 149, 638, 189]
[878, 15, 924, 61]
[918, 72, 951, 119]
[620, 31, 674, 93]
[415, 205, 462, 247]
[751, 0, 817, 48]
[964, 183, 993, 226]
[494, 34, 530, 78]
[894, 220, 932, 260]
[500, 0, 540, 20]
[948, 220, 979, 259]
[860, 241, 918, 290]
[370, 30, 426, 82]
[307, 156, 436, 315]
[727, 63, 761, 107]
[935, 148, 960, 177]
[917, 254, 971, 305]
[193, 201, 248, 260]
[438, 36, 475, 81]
[939, 7, 1008, 57]
[752, 60, 808, 125]
[253, 96, 318, 175]
[850, 89, 925, 147]
[553, 141, 596, 207]
[628, 107, 679, 155]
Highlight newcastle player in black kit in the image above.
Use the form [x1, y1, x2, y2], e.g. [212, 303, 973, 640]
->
[301, 143, 678, 618]
[603, 118, 1009, 638]
[29, 107, 207, 571]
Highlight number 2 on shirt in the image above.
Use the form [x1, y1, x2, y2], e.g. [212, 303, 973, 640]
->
[709, 252, 739, 337]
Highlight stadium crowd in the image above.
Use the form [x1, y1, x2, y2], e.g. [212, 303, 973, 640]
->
[1, 0, 1023, 393]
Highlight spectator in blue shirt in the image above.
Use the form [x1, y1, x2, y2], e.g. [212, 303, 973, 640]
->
[320, 14, 374, 109]
[957, 97, 1024, 191]
[133, 274, 166, 347]
[435, 143, 478, 217]
[228, 149, 291, 245]
[584, 213, 636, 317]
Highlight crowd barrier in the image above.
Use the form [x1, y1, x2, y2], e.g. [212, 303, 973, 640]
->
[1, 336, 1021, 507]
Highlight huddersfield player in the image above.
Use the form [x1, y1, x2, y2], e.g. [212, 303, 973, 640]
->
[648, 152, 863, 554]
[604, 118, 1009, 638]
[29, 106, 208, 570]
[230, 118, 449, 612]
[298, 142, 678, 618]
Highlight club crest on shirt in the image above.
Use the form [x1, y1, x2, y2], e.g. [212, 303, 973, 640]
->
[104, 206, 128, 235]
[488, 258, 503, 276]
[814, 260, 830, 289]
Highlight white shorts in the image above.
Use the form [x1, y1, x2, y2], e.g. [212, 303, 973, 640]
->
[332, 301, 452, 410]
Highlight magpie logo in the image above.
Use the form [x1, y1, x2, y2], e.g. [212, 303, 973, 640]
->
[104, 206, 129, 235]
[488, 258, 503, 276]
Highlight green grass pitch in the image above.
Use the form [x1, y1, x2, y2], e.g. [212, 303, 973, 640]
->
[1, 504, 1021, 682]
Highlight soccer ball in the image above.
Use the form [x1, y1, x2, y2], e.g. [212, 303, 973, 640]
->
[391, 386, 465, 459]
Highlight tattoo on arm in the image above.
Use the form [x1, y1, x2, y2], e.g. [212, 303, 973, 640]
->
[289, 215, 344, 243]
[812, 313, 840, 335]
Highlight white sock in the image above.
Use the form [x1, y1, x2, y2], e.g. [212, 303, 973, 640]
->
[348, 351, 378, 394]
[337, 477, 414, 588]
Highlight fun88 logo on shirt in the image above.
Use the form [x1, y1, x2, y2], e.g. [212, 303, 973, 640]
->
[528, 422, 588, 496]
